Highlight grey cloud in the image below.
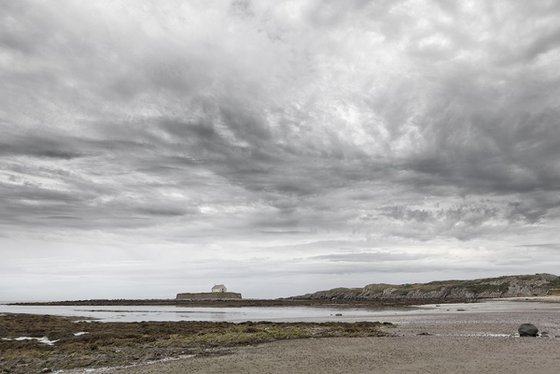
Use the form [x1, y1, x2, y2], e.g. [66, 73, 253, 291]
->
[0, 132, 84, 159]
[2, 1, 560, 299]
[376, 197, 557, 241]
[515, 243, 560, 250]
[521, 26, 560, 62]
[3, 0, 559, 234]
[307, 252, 426, 263]
[135, 206, 196, 217]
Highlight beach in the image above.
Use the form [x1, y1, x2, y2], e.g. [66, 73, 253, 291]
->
[106, 336, 559, 374]
[68, 299, 560, 374]
[2, 299, 559, 373]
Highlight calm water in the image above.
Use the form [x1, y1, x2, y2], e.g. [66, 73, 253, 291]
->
[0, 304, 414, 322]
[1, 300, 559, 323]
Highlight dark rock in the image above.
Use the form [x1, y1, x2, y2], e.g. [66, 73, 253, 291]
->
[334, 313, 343, 316]
[41, 369, 52, 373]
[518, 323, 538, 337]
[417, 332, 432, 336]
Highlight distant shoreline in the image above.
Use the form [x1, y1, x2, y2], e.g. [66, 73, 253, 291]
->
[7, 298, 478, 308]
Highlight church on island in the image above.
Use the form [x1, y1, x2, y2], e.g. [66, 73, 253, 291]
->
[212, 284, 227, 293]
[176, 284, 242, 300]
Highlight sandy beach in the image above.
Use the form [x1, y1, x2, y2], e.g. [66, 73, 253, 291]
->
[106, 336, 559, 374]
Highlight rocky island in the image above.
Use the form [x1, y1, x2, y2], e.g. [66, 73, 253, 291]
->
[176, 284, 242, 300]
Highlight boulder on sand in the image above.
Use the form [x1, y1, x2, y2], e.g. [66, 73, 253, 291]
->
[518, 323, 538, 337]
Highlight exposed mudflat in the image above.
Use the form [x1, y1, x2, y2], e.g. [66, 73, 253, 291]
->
[3, 300, 560, 374]
[98, 301, 560, 374]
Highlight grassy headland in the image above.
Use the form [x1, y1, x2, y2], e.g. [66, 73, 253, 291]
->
[293, 273, 560, 301]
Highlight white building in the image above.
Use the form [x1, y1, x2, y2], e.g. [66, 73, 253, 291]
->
[212, 284, 227, 293]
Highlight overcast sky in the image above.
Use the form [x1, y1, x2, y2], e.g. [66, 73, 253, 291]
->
[1, 0, 560, 301]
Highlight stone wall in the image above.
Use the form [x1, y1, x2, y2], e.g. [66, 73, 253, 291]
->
[176, 292, 242, 300]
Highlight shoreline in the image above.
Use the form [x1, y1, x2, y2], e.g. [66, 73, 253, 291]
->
[2, 298, 559, 373]
[6, 297, 479, 308]
[9, 295, 560, 309]
[97, 298, 560, 374]
[494, 295, 560, 303]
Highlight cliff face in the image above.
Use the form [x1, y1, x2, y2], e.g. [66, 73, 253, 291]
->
[294, 274, 560, 301]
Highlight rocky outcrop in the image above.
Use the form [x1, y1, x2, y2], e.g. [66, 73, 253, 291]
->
[293, 274, 560, 301]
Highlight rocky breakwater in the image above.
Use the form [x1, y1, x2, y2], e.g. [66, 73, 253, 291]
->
[292, 273, 560, 301]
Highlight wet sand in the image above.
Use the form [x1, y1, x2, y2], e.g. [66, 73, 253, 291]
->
[5, 299, 559, 373]
[102, 301, 560, 374]
[106, 336, 559, 374]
